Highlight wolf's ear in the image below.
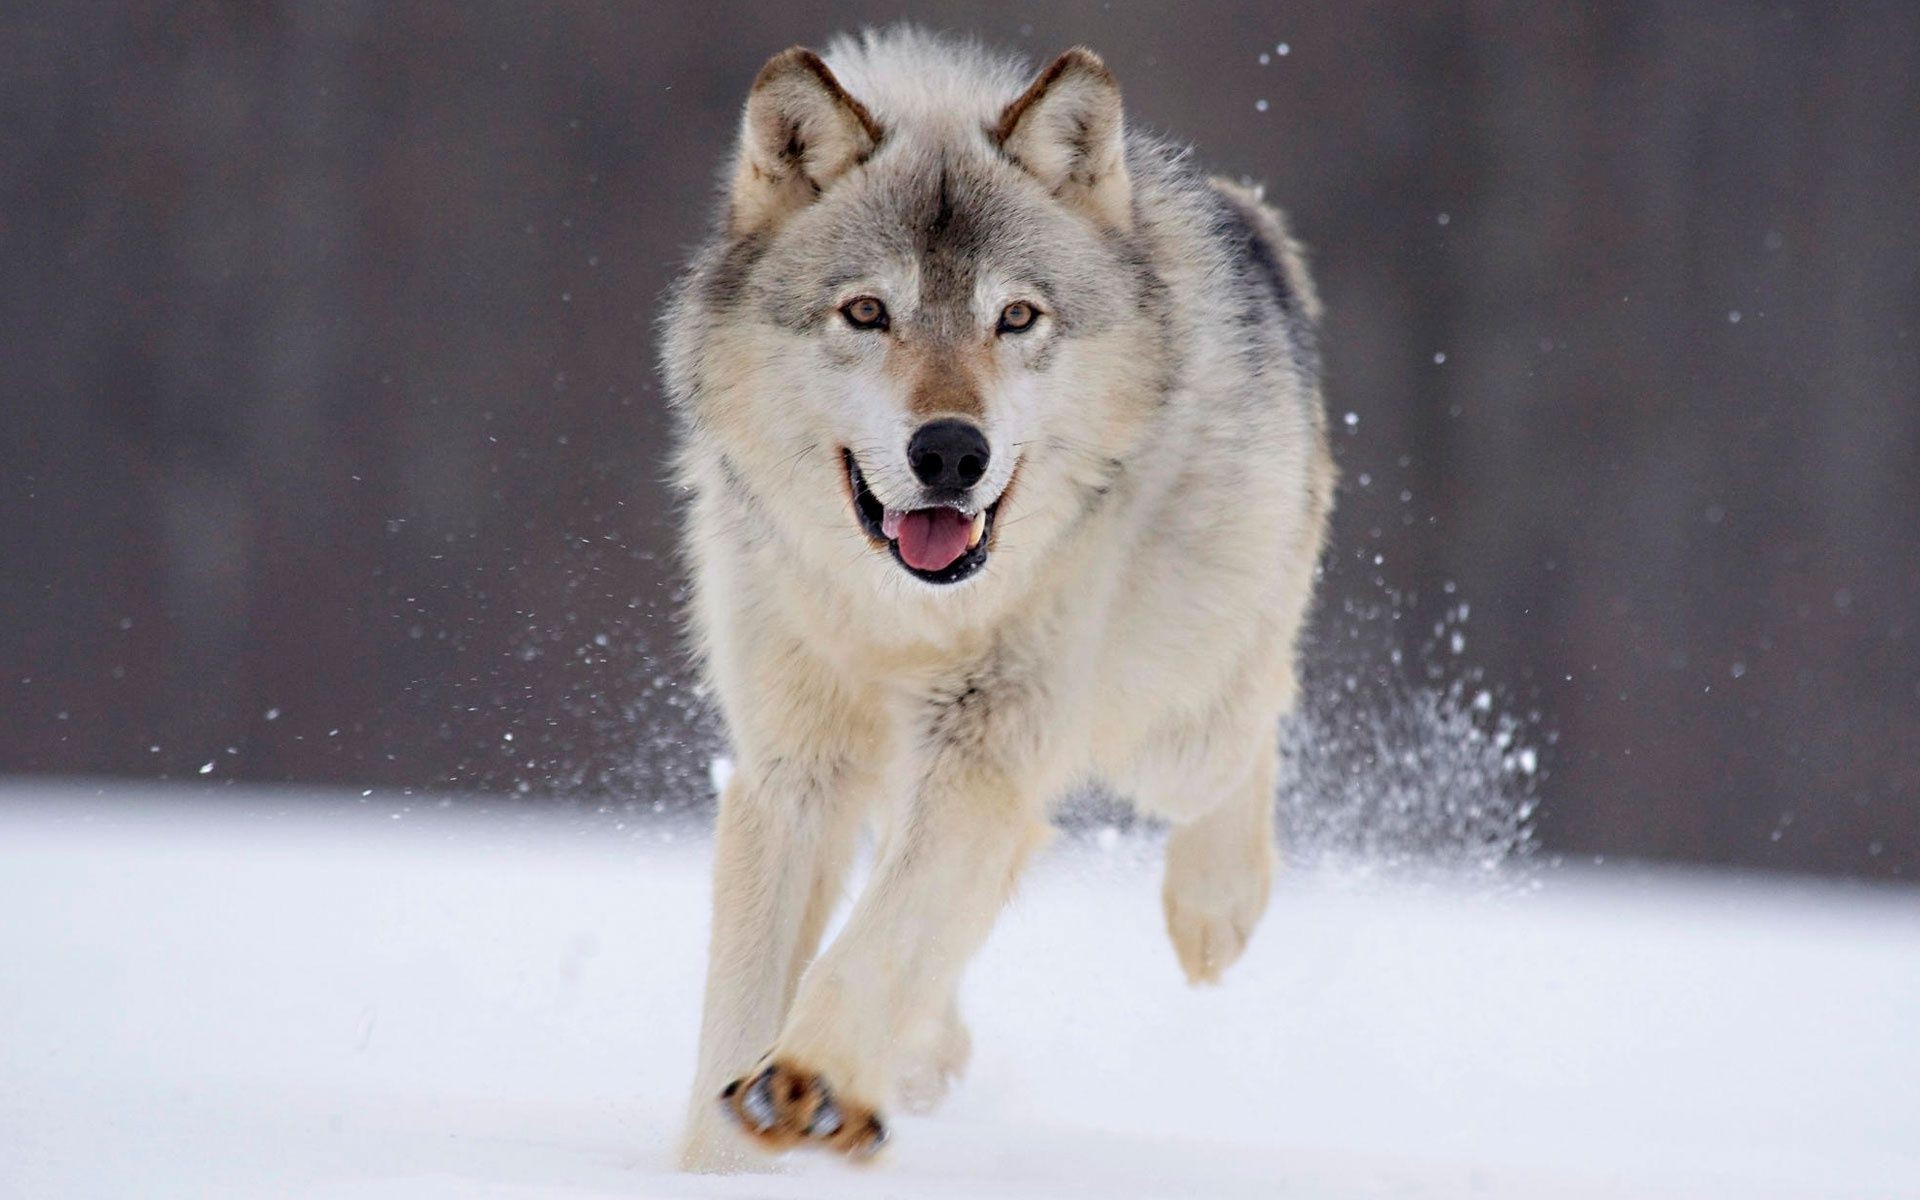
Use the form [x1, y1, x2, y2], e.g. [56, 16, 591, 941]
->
[729, 47, 881, 235]
[992, 48, 1131, 229]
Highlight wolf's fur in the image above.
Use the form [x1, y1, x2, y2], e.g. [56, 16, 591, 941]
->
[662, 27, 1333, 1170]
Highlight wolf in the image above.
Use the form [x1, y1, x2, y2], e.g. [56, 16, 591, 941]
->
[661, 27, 1334, 1170]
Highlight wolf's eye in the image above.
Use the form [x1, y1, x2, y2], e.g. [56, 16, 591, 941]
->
[997, 300, 1040, 334]
[840, 296, 889, 331]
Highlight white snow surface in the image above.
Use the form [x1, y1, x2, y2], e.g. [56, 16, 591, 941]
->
[3, 783, 1917, 1200]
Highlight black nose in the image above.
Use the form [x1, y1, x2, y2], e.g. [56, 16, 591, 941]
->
[907, 419, 990, 489]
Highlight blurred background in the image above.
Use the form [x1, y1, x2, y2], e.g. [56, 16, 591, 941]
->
[3, 2, 1915, 881]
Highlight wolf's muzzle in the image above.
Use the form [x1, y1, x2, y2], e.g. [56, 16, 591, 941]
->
[844, 449, 1000, 586]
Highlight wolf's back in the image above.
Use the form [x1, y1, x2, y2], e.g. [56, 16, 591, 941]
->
[1205, 177, 1324, 378]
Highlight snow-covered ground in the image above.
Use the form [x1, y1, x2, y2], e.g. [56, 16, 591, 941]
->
[3, 783, 1916, 1200]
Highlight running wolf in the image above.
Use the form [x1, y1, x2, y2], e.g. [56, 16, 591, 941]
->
[661, 26, 1334, 1169]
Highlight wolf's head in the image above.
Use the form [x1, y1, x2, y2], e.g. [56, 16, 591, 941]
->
[667, 31, 1168, 601]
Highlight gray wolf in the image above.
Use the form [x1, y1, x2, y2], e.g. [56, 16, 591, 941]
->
[660, 26, 1333, 1170]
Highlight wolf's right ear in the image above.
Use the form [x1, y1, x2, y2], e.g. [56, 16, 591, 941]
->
[729, 48, 881, 235]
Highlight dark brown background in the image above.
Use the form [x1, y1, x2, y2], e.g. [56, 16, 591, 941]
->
[3, 2, 1915, 879]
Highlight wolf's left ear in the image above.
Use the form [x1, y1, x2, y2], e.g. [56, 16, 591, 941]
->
[992, 48, 1131, 230]
[730, 47, 882, 235]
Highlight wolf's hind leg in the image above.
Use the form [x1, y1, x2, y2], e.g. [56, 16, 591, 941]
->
[1160, 742, 1278, 985]
[863, 806, 973, 1115]
[894, 994, 972, 1115]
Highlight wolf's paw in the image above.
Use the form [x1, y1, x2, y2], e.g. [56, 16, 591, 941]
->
[719, 1061, 888, 1160]
[896, 1005, 972, 1115]
[1162, 819, 1274, 985]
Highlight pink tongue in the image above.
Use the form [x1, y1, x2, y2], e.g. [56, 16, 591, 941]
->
[892, 507, 973, 572]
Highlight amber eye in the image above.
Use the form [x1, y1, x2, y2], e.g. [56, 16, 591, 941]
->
[840, 296, 889, 331]
[997, 300, 1040, 334]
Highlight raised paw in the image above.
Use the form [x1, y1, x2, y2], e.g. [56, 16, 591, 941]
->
[1162, 815, 1274, 985]
[719, 1061, 889, 1160]
[1164, 886, 1258, 984]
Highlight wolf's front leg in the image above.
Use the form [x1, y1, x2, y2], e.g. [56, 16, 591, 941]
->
[679, 762, 872, 1172]
[718, 757, 1052, 1159]
[1161, 742, 1278, 984]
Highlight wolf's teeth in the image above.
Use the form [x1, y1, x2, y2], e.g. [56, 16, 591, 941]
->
[968, 511, 987, 548]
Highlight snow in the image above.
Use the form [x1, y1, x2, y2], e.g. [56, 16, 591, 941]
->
[3, 783, 1917, 1199]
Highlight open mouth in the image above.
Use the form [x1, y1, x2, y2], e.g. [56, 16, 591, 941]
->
[844, 450, 999, 585]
